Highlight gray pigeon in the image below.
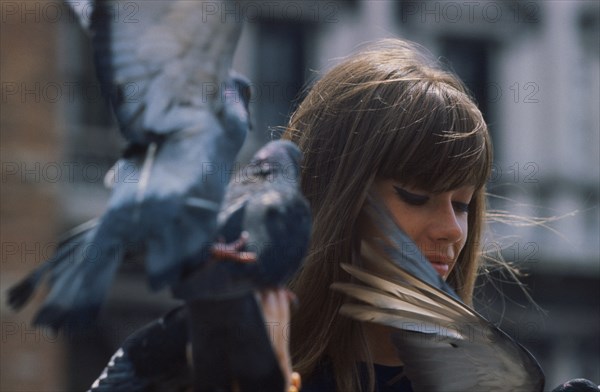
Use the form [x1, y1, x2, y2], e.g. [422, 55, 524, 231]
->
[216, 139, 311, 290]
[172, 140, 312, 300]
[331, 195, 546, 392]
[90, 140, 311, 391]
[174, 140, 311, 390]
[7, 0, 250, 330]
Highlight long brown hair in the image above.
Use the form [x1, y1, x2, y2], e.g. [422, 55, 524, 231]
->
[283, 39, 492, 391]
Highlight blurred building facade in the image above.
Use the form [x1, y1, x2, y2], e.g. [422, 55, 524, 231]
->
[1, 1, 598, 390]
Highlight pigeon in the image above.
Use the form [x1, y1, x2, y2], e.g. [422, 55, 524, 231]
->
[215, 139, 311, 289]
[172, 139, 312, 300]
[7, 0, 251, 330]
[88, 306, 191, 392]
[171, 139, 311, 391]
[331, 195, 546, 392]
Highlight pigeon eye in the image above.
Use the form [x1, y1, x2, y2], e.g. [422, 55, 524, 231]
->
[259, 162, 273, 175]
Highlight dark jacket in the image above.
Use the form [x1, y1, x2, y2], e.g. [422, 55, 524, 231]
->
[301, 359, 414, 392]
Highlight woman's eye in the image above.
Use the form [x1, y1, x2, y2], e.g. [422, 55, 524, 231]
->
[452, 201, 470, 214]
[393, 186, 429, 206]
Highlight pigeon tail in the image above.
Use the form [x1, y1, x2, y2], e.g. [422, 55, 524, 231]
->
[32, 225, 124, 331]
[7, 219, 97, 311]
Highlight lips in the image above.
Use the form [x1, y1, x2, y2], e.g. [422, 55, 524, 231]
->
[425, 255, 453, 278]
[429, 261, 449, 277]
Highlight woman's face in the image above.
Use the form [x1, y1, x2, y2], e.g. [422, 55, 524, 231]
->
[370, 178, 475, 280]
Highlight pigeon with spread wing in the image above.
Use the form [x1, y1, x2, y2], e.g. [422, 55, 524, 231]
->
[8, 0, 250, 330]
[331, 196, 546, 392]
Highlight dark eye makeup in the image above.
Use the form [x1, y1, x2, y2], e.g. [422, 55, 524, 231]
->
[393, 185, 471, 213]
[452, 201, 470, 213]
[393, 185, 429, 205]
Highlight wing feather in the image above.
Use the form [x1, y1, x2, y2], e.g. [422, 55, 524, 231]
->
[338, 303, 465, 340]
[331, 282, 460, 327]
[69, 0, 244, 143]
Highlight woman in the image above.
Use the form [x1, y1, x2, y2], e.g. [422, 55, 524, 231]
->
[282, 38, 492, 391]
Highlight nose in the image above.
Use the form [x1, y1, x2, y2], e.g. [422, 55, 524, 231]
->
[428, 202, 464, 244]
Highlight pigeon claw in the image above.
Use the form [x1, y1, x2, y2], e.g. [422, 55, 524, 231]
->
[211, 231, 257, 263]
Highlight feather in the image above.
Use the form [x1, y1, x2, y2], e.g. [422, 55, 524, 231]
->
[7, 219, 98, 311]
[88, 307, 191, 392]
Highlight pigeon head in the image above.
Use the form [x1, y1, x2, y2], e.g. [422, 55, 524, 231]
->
[249, 140, 302, 183]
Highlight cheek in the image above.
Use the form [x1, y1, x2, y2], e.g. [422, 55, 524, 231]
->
[388, 205, 422, 242]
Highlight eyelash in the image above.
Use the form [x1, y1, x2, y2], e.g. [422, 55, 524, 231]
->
[393, 186, 428, 205]
[452, 202, 470, 214]
[393, 186, 471, 213]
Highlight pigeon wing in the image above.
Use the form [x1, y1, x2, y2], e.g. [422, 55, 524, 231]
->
[335, 260, 545, 391]
[71, 0, 243, 142]
[89, 307, 191, 392]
